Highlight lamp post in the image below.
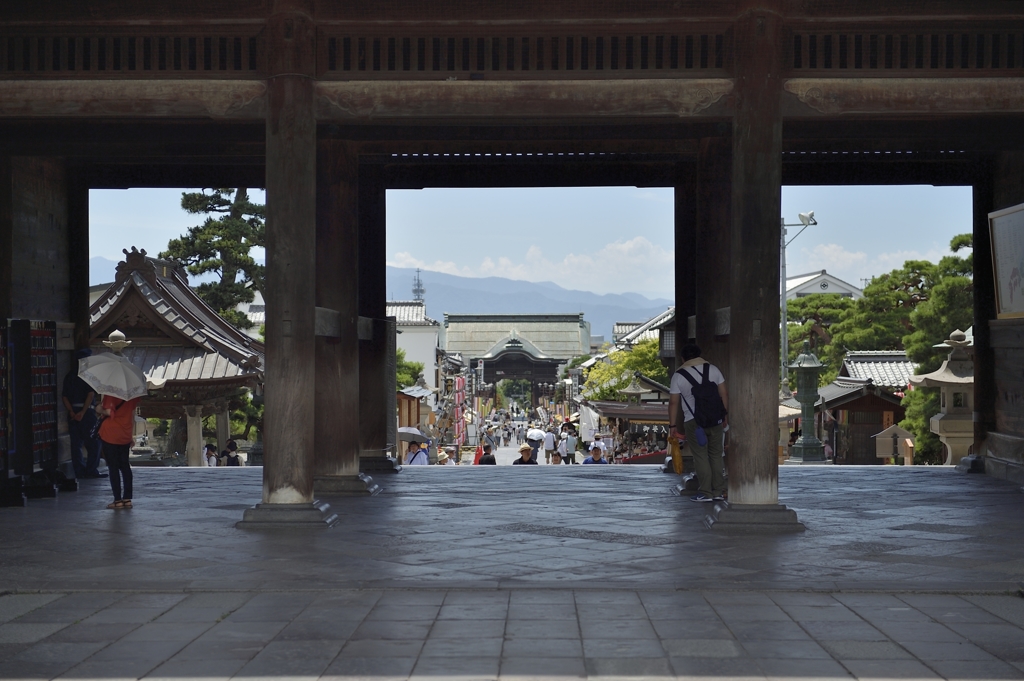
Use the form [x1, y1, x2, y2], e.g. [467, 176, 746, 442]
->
[780, 210, 817, 387]
[787, 340, 827, 464]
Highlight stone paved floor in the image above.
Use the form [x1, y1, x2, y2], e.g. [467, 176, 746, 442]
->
[0, 465, 1021, 679]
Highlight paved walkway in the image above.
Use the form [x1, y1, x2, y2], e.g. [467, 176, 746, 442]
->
[0, 466, 1021, 679]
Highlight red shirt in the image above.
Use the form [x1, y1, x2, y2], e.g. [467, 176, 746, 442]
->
[98, 396, 140, 445]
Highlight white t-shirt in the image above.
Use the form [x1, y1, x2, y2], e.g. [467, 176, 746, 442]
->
[406, 448, 429, 465]
[204, 452, 218, 467]
[670, 361, 726, 423]
[543, 432, 556, 450]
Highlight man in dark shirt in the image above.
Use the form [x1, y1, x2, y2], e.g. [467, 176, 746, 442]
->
[221, 440, 242, 466]
[512, 442, 538, 465]
[477, 443, 497, 465]
[61, 349, 104, 479]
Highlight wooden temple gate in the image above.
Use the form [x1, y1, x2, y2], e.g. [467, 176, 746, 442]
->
[0, 1, 1021, 528]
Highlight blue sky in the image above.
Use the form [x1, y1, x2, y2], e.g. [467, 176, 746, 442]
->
[90, 184, 973, 299]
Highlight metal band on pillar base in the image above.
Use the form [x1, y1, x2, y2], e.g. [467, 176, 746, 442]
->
[237, 499, 339, 529]
[314, 472, 380, 496]
[704, 501, 805, 533]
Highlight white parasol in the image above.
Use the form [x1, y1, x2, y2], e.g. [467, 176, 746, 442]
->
[77, 330, 151, 401]
[397, 426, 428, 442]
[79, 352, 149, 401]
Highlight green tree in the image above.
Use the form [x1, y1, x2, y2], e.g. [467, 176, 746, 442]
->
[160, 188, 265, 329]
[785, 293, 857, 387]
[899, 234, 974, 464]
[823, 259, 937, 374]
[498, 379, 531, 407]
[396, 347, 424, 390]
[583, 338, 668, 400]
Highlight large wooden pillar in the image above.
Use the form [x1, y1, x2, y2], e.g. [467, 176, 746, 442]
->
[240, 0, 337, 526]
[357, 164, 400, 471]
[694, 138, 732, 373]
[313, 139, 379, 494]
[972, 162, 997, 460]
[706, 2, 802, 532]
[67, 171, 90, 351]
[673, 162, 696, 369]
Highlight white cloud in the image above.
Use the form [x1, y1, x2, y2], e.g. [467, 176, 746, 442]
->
[874, 248, 950, 273]
[389, 236, 674, 298]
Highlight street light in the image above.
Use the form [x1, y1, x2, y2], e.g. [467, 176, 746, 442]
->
[781, 210, 818, 387]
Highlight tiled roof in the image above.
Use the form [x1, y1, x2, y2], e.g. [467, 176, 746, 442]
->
[612, 322, 642, 341]
[841, 351, 917, 390]
[386, 300, 439, 326]
[444, 313, 589, 360]
[89, 252, 264, 385]
[615, 307, 674, 347]
[781, 377, 903, 411]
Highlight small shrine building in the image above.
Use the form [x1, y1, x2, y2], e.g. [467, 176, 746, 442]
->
[89, 248, 265, 466]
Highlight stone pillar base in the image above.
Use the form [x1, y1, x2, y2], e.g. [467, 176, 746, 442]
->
[237, 500, 339, 529]
[314, 472, 380, 496]
[672, 472, 700, 495]
[360, 454, 402, 474]
[955, 454, 986, 473]
[704, 501, 805, 533]
[783, 458, 830, 465]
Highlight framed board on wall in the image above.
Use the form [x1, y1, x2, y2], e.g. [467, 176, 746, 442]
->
[989, 202, 1024, 319]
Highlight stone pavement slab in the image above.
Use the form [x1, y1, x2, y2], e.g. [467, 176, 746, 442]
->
[0, 465, 1019, 678]
[2, 465, 1021, 593]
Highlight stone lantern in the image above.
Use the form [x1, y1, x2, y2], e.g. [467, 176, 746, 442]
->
[618, 372, 647, 404]
[907, 329, 973, 465]
[786, 340, 827, 464]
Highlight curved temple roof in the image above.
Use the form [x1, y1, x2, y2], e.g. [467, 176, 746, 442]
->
[89, 248, 264, 388]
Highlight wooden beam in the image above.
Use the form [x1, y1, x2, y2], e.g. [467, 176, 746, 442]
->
[316, 79, 733, 121]
[0, 81, 266, 119]
[785, 78, 1024, 117]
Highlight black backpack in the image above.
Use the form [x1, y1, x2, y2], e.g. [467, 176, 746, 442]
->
[677, 363, 728, 428]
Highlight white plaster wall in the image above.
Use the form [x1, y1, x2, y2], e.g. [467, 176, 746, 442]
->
[398, 325, 439, 391]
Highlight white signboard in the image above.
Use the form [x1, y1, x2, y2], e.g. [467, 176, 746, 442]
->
[990, 202, 1024, 319]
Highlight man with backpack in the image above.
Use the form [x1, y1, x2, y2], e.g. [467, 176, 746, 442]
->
[669, 344, 729, 503]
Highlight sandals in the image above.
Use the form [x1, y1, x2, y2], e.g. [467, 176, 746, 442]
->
[106, 500, 133, 510]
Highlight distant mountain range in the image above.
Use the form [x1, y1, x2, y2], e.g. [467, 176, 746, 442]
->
[386, 267, 671, 340]
[89, 257, 672, 339]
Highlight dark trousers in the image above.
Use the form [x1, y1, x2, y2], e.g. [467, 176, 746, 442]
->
[102, 441, 132, 501]
[69, 411, 101, 477]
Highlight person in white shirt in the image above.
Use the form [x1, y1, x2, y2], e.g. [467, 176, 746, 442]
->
[405, 441, 429, 465]
[543, 427, 557, 464]
[669, 343, 729, 504]
[203, 443, 219, 467]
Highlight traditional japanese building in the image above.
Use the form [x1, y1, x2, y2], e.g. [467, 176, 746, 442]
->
[442, 313, 590, 392]
[89, 248, 265, 467]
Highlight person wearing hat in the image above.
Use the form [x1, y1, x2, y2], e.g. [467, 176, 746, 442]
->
[482, 426, 499, 452]
[512, 442, 538, 465]
[582, 443, 609, 464]
[437, 450, 455, 465]
[203, 443, 219, 467]
[444, 445, 459, 464]
[406, 441, 429, 465]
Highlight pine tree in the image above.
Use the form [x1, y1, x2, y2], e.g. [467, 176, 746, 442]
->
[160, 188, 265, 329]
